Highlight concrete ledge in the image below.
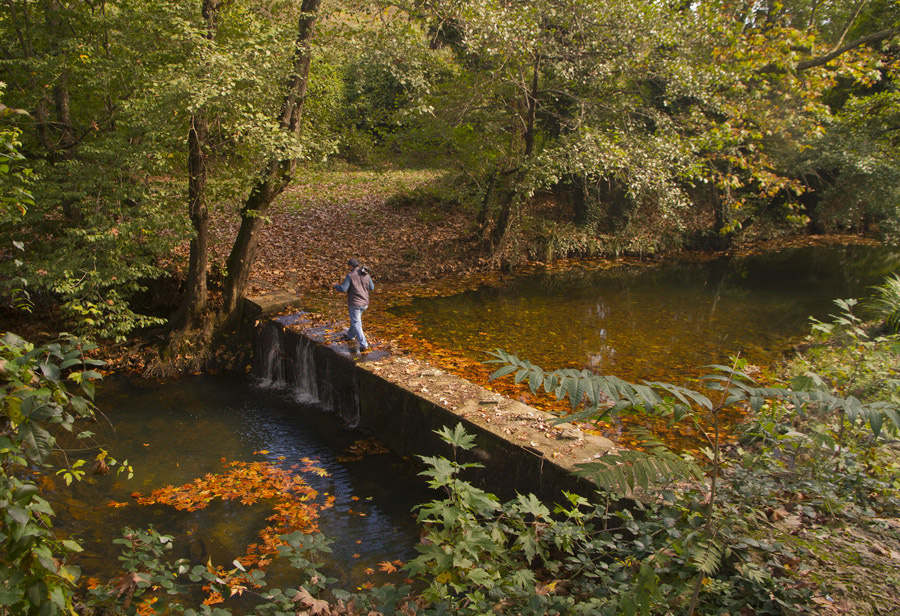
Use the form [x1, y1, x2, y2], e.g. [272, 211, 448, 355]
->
[244, 292, 304, 320]
[254, 308, 618, 504]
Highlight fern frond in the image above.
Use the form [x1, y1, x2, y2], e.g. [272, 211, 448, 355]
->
[576, 429, 703, 495]
[691, 538, 724, 576]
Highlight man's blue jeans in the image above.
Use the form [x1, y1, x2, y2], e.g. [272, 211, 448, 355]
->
[348, 305, 368, 348]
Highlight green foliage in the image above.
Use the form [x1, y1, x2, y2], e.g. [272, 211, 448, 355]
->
[0, 88, 34, 313]
[0, 0, 343, 337]
[798, 298, 900, 436]
[804, 90, 900, 239]
[576, 429, 703, 496]
[761, 294, 900, 519]
[0, 90, 32, 227]
[408, 424, 811, 615]
[487, 336, 900, 441]
[869, 273, 900, 334]
[0, 332, 126, 616]
[486, 304, 900, 612]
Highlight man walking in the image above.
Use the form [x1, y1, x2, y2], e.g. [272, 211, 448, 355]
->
[333, 258, 375, 351]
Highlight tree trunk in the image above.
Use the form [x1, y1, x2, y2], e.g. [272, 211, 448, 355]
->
[171, 0, 219, 330]
[490, 56, 541, 256]
[523, 54, 540, 158]
[221, 0, 322, 317]
[172, 112, 210, 329]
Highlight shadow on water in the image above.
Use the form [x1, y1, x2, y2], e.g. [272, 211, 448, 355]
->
[392, 245, 900, 383]
[50, 374, 432, 589]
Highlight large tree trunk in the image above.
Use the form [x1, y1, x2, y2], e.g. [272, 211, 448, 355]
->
[171, 0, 219, 330]
[523, 54, 540, 158]
[221, 0, 322, 317]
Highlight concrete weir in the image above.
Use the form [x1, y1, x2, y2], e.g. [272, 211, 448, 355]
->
[246, 294, 615, 504]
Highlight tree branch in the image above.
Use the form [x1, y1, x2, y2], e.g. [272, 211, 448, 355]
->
[797, 26, 899, 71]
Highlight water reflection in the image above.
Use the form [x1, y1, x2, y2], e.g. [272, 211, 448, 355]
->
[392, 245, 899, 383]
[51, 375, 430, 588]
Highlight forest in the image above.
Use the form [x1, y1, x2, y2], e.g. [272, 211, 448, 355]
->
[2, 0, 900, 614]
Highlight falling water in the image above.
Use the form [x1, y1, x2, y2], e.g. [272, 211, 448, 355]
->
[252, 321, 287, 388]
[292, 335, 319, 404]
[253, 318, 361, 428]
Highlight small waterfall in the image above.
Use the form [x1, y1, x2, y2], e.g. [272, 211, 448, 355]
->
[254, 318, 361, 428]
[253, 321, 287, 388]
[292, 335, 319, 404]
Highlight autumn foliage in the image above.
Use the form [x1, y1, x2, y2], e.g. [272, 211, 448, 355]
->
[131, 456, 333, 574]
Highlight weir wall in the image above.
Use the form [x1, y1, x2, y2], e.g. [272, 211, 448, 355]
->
[250, 306, 616, 504]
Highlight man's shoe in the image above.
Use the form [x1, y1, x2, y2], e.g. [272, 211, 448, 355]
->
[360, 345, 370, 352]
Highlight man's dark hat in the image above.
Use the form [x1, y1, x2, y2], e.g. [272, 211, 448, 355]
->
[348, 258, 360, 268]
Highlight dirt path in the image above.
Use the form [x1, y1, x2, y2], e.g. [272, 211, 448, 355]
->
[208, 168, 482, 297]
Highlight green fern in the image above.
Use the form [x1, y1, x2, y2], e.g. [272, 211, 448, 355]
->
[575, 429, 703, 495]
[691, 537, 725, 576]
[486, 348, 663, 420]
[868, 273, 900, 333]
[488, 349, 900, 439]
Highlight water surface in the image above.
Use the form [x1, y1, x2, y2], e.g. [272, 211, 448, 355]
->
[52, 375, 430, 588]
[392, 245, 898, 383]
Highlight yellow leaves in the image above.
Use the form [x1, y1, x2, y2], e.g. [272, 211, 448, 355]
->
[107, 500, 129, 509]
[535, 580, 558, 595]
[300, 457, 330, 477]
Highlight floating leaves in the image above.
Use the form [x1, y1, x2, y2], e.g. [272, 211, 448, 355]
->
[131, 456, 332, 573]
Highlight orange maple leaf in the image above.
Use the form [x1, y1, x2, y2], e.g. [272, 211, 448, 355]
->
[202, 592, 224, 605]
[136, 597, 158, 616]
[378, 561, 398, 574]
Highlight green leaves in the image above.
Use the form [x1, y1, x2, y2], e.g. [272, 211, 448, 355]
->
[577, 446, 703, 496]
[435, 422, 477, 451]
[489, 338, 900, 442]
[487, 348, 663, 418]
[0, 333, 108, 616]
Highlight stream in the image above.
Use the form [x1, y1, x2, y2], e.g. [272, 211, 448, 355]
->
[51, 374, 431, 590]
[391, 244, 900, 383]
